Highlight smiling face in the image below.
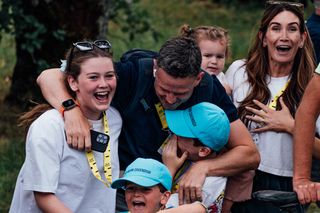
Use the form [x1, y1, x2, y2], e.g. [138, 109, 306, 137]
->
[199, 39, 227, 76]
[154, 68, 203, 110]
[68, 57, 116, 120]
[125, 183, 170, 213]
[262, 10, 306, 66]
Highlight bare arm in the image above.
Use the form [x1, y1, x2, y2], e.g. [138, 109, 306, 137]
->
[37, 69, 91, 150]
[293, 74, 320, 204]
[159, 202, 206, 213]
[207, 118, 260, 175]
[178, 119, 259, 204]
[37, 68, 70, 109]
[34, 192, 72, 213]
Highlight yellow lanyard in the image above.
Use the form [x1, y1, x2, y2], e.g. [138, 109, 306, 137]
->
[268, 81, 290, 110]
[156, 102, 190, 193]
[155, 102, 168, 130]
[85, 112, 112, 187]
[171, 161, 192, 193]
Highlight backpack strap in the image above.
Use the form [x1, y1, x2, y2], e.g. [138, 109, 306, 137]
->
[120, 48, 158, 62]
[122, 57, 154, 117]
[119, 49, 158, 117]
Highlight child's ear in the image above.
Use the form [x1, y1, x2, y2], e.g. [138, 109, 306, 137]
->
[198, 147, 212, 158]
[160, 191, 171, 207]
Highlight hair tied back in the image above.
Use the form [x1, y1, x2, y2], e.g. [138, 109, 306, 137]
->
[188, 26, 194, 36]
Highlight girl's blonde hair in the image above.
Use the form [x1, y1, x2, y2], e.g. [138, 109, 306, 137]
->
[179, 24, 231, 58]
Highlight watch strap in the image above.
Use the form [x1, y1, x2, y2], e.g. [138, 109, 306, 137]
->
[59, 99, 79, 117]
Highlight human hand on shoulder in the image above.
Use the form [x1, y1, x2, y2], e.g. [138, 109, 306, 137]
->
[64, 107, 91, 151]
[178, 161, 208, 205]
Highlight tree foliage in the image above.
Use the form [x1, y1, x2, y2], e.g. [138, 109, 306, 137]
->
[0, 0, 157, 107]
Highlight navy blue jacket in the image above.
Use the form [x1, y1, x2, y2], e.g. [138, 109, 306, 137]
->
[112, 58, 238, 169]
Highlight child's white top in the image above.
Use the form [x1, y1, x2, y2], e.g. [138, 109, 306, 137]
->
[216, 72, 228, 85]
[166, 174, 226, 212]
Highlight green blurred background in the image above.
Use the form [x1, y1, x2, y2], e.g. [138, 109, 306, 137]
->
[0, 0, 318, 212]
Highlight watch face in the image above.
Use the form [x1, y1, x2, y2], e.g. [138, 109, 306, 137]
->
[62, 99, 76, 109]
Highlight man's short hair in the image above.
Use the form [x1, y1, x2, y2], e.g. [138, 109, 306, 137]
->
[157, 36, 202, 78]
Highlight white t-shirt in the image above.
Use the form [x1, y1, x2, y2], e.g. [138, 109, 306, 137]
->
[216, 72, 228, 86]
[9, 107, 122, 213]
[316, 63, 320, 74]
[225, 59, 320, 177]
[166, 174, 226, 213]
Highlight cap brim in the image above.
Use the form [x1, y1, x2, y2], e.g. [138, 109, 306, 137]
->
[165, 109, 195, 138]
[111, 176, 160, 189]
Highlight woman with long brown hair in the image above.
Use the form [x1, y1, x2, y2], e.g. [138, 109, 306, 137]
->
[225, 1, 317, 212]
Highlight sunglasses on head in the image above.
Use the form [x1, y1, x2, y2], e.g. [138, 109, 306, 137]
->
[74, 40, 112, 51]
[265, 1, 304, 11]
[66, 40, 112, 71]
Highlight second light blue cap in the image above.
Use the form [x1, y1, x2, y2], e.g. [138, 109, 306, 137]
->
[111, 158, 172, 191]
[165, 102, 230, 151]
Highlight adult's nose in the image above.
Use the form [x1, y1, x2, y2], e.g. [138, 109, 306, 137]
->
[280, 29, 289, 41]
[165, 92, 177, 104]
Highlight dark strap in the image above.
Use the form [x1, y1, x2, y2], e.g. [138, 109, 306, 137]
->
[252, 190, 298, 207]
[122, 58, 154, 117]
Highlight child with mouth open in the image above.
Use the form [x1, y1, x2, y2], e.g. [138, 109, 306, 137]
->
[111, 158, 207, 213]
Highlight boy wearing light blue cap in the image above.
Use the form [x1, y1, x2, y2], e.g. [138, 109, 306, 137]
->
[111, 158, 208, 213]
[162, 102, 230, 212]
[111, 158, 172, 213]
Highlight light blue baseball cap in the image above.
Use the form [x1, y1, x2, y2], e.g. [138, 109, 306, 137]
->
[165, 102, 230, 152]
[111, 158, 172, 191]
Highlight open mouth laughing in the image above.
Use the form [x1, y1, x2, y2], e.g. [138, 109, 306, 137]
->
[276, 45, 291, 53]
[131, 199, 146, 212]
[94, 91, 109, 103]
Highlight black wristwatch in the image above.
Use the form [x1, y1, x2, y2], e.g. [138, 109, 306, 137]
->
[60, 99, 79, 116]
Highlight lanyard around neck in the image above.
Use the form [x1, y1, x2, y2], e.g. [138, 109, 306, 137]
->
[155, 102, 168, 130]
[85, 111, 112, 187]
[268, 80, 290, 110]
[171, 161, 192, 193]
